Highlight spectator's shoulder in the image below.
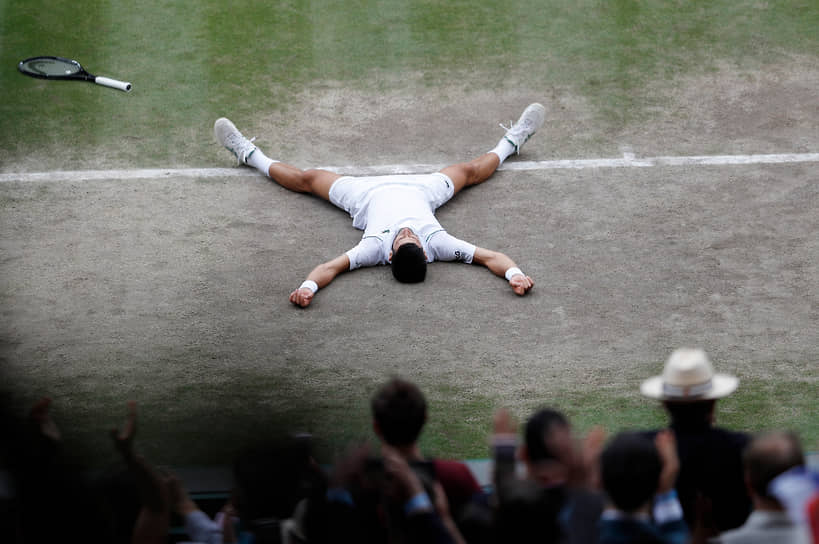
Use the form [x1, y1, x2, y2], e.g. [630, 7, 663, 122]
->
[430, 459, 481, 495]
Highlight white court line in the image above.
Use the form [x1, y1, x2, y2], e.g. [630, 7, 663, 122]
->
[1, 152, 817, 183]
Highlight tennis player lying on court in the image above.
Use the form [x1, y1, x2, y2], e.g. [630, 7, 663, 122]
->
[215, 103, 544, 308]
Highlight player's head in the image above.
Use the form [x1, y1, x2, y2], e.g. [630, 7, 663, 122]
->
[601, 432, 662, 513]
[371, 377, 427, 447]
[390, 228, 427, 283]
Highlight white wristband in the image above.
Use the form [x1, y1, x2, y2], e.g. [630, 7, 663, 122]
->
[504, 267, 524, 281]
[299, 280, 318, 293]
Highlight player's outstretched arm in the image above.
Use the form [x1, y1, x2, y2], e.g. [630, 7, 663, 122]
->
[473, 247, 534, 296]
[289, 254, 351, 308]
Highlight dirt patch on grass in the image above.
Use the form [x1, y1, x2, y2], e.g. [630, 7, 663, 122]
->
[620, 55, 819, 156]
[251, 56, 819, 167]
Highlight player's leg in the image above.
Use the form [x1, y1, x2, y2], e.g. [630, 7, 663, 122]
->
[267, 163, 339, 201]
[441, 103, 546, 195]
[440, 153, 501, 194]
[214, 118, 339, 201]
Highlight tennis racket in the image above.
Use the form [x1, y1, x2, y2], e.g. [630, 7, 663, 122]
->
[18, 56, 132, 92]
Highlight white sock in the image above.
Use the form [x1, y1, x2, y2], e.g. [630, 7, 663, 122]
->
[489, 137, 516, 164]
[245, 148, 278, 177]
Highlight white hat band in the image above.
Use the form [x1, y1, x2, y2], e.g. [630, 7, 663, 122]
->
[662, 379, 713, 398]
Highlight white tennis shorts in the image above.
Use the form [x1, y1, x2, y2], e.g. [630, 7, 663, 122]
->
[328, 172, 455, 217]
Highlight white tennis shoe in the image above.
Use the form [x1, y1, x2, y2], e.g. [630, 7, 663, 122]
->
[500, 103, 546, 154]
[214, 117, 257, 164]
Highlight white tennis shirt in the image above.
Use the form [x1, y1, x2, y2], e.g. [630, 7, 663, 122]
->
[329, 173, 477, 270]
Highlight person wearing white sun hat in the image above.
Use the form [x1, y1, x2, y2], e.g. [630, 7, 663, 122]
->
[640, 347, 739, 402]
[640, 348, 753, 540]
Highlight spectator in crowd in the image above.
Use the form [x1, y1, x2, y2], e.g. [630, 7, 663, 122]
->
[4, 396, 99, 542]
[370, 378, 483, 525]
[640, 348, 752, 536]
[769, 466, 819, 544]
[6, 397, 154, 544]
[598, 430, 689, 544]
[172, 433, 328, 544]
[230, 434, 328, 543]
[488, 407, 606, 543]
[322, 442, 464, 543]
[712, 431, 811, 544]
[109, 401, 174, 544]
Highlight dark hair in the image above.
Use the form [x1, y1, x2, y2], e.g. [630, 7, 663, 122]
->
[524, 408, 570, 463]
[371, 378, 427, 446]
[391, 243, 427, 283]
[601, 432, 662, 512]
[744, 431, 804, 501]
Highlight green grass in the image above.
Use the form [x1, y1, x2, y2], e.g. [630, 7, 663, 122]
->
[2, 1, 817, 167]
[2, 361, 815, 468]
[552, 378, 819, 450]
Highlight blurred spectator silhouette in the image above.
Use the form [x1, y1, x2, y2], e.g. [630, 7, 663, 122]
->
[321, 441, 463, 543]
[4, 397, 170, 543]
[487, 407, 605, 543]
[1, 363, 813, 544]
[640, 348, 752, 537]
[109, 400, 173, 544]
[171, 433, 328, 544]
[229, 433, 327, 543]
[370, 378, 483, 528]
[769, 465, 819, 544]
[711, 431, 811, 544]
[599, 430, 689, 544]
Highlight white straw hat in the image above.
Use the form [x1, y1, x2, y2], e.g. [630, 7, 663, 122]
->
[640, 348, 739, 401]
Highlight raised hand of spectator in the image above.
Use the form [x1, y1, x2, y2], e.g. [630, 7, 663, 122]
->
[29, 396, 61, 443]
[109, 401, 170, 544]
[383, 444, 463, 544]
[110, 400, 138, 462]
[493, 408, 517, 438]
[383, 444, 425, 502]
[217, 501, 238, 544]
[655, 429, 680, 494]
[574, 425, 606, 488]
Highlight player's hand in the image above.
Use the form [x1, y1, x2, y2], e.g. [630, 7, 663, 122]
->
[508, 274, 534, 295]
[289, 287, 315, 308]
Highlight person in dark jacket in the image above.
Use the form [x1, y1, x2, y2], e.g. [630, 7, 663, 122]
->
[640, 348, 752, 540]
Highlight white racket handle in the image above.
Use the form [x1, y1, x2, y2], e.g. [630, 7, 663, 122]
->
[94, 76, 132, 92]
